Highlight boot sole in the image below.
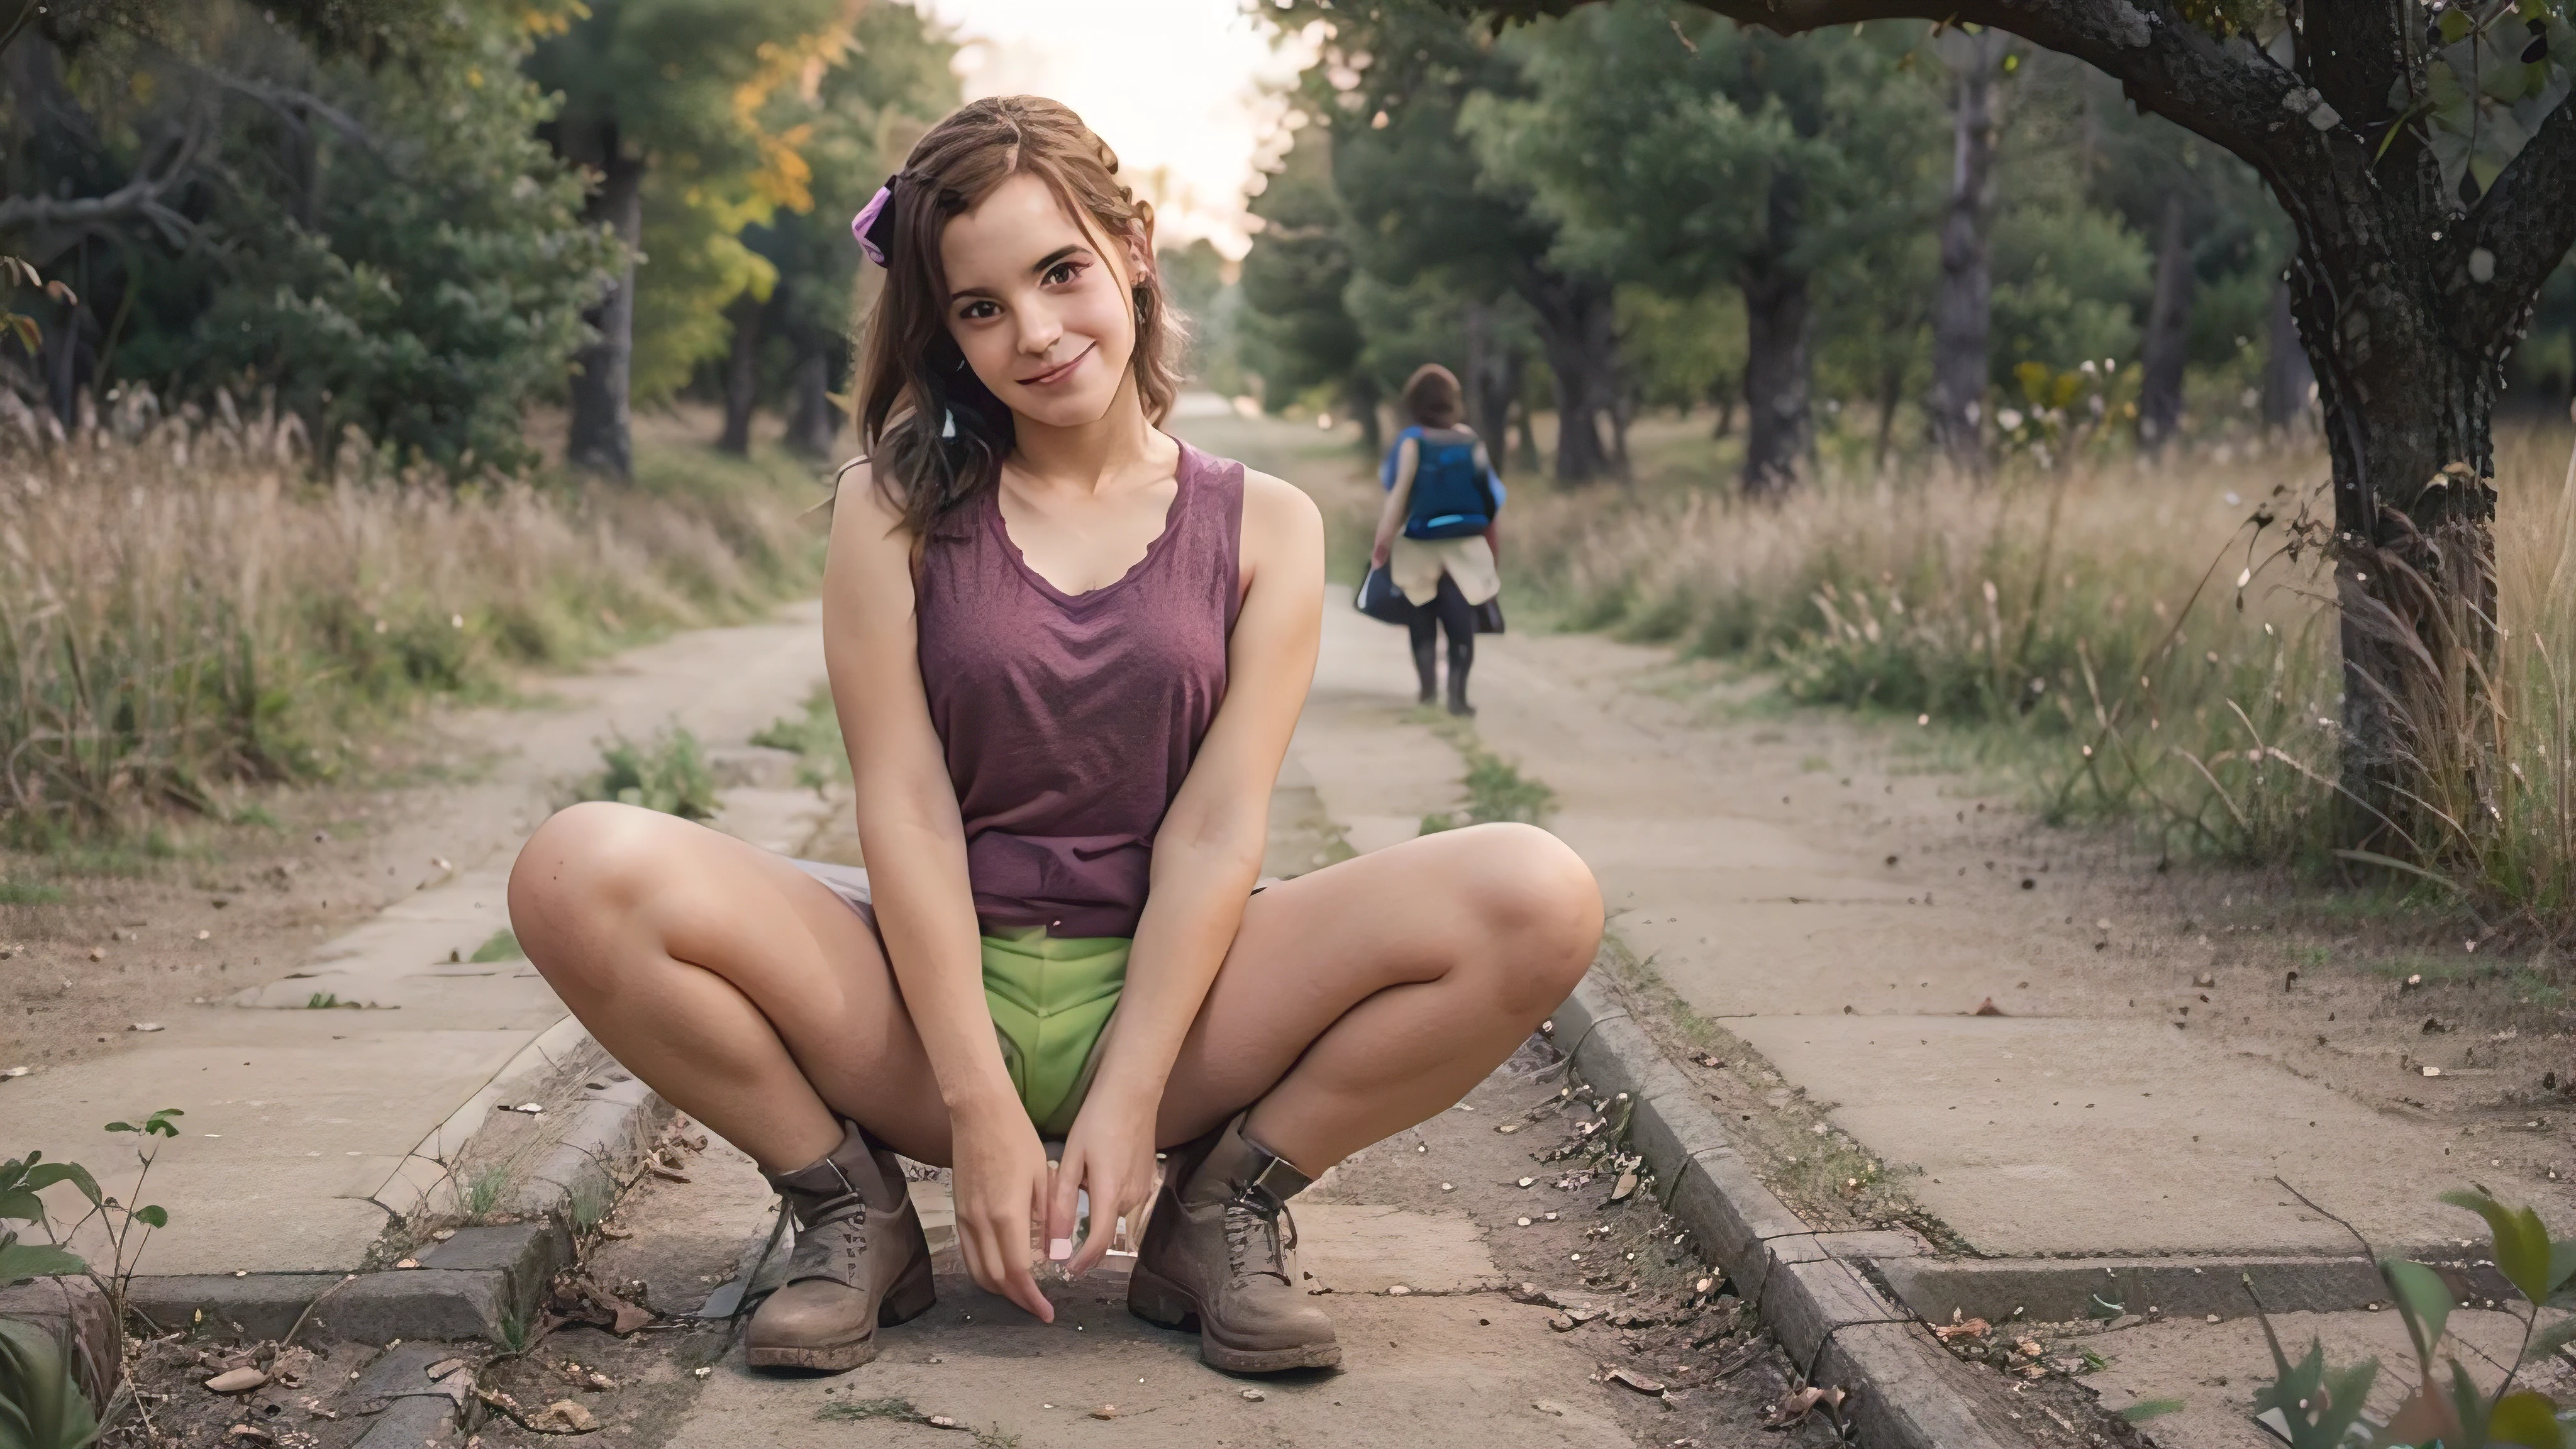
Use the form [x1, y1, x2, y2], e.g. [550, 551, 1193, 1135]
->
[1128, 1267, 1341, 1374]
[745, 1244, 938, 1372]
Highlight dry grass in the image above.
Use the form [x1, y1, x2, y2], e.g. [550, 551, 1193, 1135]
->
[1497, 413, 2576, 934]
[0, 389, 826, 841]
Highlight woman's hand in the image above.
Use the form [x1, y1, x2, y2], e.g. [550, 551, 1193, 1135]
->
[948, 1098, 1055, 1322]
[1051, 1085, 1162, 1278]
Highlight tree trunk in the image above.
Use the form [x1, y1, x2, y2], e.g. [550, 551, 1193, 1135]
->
[2284, 226, 2499, 851]
[1928, 30, 2009, 474]
[1346, 372, 1383, 456]
[567, 137, 645, 479]
[2137, 192, 2194, 453]
[2260, 277, 2314, 436]
[717, 289, 766, 456]
[1739, 265, 1813, 499]
[784, 347, 840, 458]
[1461, 299, 1518, 449]
[1521, 269, 1623, 484]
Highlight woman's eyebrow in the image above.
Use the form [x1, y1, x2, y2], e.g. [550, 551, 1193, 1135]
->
[1030, 243, 1091, 275]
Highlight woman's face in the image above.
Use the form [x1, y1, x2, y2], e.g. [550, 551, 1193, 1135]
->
[940, 172, 1145, 431]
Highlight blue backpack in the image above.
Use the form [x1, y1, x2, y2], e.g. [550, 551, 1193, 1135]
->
[1385, 427, 1501, 540]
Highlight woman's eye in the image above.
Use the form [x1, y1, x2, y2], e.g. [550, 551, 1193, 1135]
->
[958, 300, 999, 321]
[1044, 260, 1084, 287]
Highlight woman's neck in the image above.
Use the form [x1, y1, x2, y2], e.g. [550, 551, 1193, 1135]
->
[1006, 372, 1173, 496]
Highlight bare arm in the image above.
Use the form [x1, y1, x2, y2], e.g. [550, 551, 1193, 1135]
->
[1371, 435, 1419, 563]
[821, 470, 1053, 1321]
[1052, 469, 1326, 1271]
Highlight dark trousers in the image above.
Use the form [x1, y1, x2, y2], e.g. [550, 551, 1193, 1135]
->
[1407, 574, 1475, 710]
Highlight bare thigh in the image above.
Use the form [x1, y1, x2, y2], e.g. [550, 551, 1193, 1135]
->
[509, 803, 955, 1164]
[1156, 821, 1594, 1145]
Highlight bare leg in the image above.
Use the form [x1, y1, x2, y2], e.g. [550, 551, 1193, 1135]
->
[1160, 822, 1602, 1173]
[507, 802, 952, 1172]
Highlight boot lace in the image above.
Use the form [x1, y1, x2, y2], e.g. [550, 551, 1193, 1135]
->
[1222, 1192, 1299, 1287]
[786, 1198, 872, 1286]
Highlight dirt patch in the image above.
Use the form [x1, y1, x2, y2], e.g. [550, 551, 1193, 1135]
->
[1, 734, 545, 1081]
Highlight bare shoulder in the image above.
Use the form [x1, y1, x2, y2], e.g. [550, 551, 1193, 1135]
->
[824, 458, 917, 562]
[1239, 465, 1322, 539]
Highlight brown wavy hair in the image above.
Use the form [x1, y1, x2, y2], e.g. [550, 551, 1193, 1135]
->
[852, 96, 1185, 538]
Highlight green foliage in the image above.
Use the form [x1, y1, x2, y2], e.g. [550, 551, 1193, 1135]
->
[2247, 1189, 2576, 1446]
[9, 0, 619, 475]
[588, 726, 719, 820]
[0, 1316, 101, 1449]
[749, 686, 849, 791]
[469, 929, 523, 963]
[1240, 130, 1366, 414]
[1419, 718, 1557, 832]
[2415, 1, 2576, 212]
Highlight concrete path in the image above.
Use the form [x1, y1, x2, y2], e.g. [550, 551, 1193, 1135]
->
[1299, 608, 2568, 1262]
[7, 603, 839, 1277]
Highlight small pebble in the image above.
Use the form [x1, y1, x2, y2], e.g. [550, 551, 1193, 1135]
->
[1241, 1389, 1265, 1402]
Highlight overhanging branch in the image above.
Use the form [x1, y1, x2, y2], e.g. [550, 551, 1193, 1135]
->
[2449, 92, 2576, 353]
[1452, 0, 2312, 192]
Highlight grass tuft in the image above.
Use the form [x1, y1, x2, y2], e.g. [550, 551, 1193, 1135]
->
[586, 727, 719, 821]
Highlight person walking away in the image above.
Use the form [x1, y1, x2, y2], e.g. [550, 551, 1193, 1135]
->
[1371, 364, 1502, 716]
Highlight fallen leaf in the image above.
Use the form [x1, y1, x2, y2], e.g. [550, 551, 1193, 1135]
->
[429, 1228, 457, 1242]
[1495, 1123, 1521, 1134]
[394, 1258, 420, 1270]
[1610, 1170, 1640, 1202]
[128, 1022, 164, 1033]
[1692, 1053, 1724, 1068]
[1531, 1401, 1567, 1417]
[204, 1368, 267, 1394]
[1603, 1366, 1667, 1395]
[1240, 1389, 1265, 1402]
[1772, 1386, 1826, 1424]
[596, 1224, 635, 1240]
[424, 1358, 467, 1380]
[648, 1162, 692, 1184]
[1091, 1405, 1121, 1419]
[532, 1399, 599, 1433]
[1932, 1318, 1990, 1343]
[1387, 1284, 1411, 1296]
[1972, 999, 2006, 1016]
[0, 1067, 30, 1079]
[225, 1426, 275, 1444]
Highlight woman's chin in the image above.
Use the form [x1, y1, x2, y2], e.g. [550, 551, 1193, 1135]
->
[1002, 381, 1123, 431]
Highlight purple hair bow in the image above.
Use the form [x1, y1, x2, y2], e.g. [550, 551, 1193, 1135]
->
[851, 175, 900, 266]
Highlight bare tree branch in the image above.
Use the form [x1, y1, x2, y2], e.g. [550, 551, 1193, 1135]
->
[0, 121, 208, 242]
[211, 74, 386, 162]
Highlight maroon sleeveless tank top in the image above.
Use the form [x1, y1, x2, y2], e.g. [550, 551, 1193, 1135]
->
[913, 440, 1245, 938]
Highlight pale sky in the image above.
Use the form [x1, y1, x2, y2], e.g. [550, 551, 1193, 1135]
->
[916, 0, 1313, 258]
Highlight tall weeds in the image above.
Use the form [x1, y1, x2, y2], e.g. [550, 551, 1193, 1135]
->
[0, 389, 824, 840]
[1501, 417, 2576, 934]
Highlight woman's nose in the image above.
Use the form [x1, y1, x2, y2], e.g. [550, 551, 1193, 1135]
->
[1016, 303, 1063, 358]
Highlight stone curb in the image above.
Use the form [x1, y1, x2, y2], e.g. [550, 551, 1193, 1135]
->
[1552, 973, 2031, 1449]
[119, 1025, 666, 1351]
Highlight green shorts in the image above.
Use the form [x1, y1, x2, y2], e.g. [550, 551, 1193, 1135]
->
[980, 927, 1130, 1138]
[791, 861, 1126, 1137]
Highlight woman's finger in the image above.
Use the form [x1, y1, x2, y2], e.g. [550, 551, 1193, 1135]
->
[1066, 1175, 1128, 1277]
[1046, 1150, 1082, 1265]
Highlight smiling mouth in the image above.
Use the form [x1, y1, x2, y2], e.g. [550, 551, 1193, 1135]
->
[1018, 343, 1095, 388]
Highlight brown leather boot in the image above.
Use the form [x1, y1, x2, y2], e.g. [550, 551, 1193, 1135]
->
[1128, 1113, 1340, 1374]
[746, 1120, 935, 1372]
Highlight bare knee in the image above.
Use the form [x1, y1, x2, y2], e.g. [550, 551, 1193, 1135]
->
[1454, 823, 1602, 1012]
[508, 802, 686, 989]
